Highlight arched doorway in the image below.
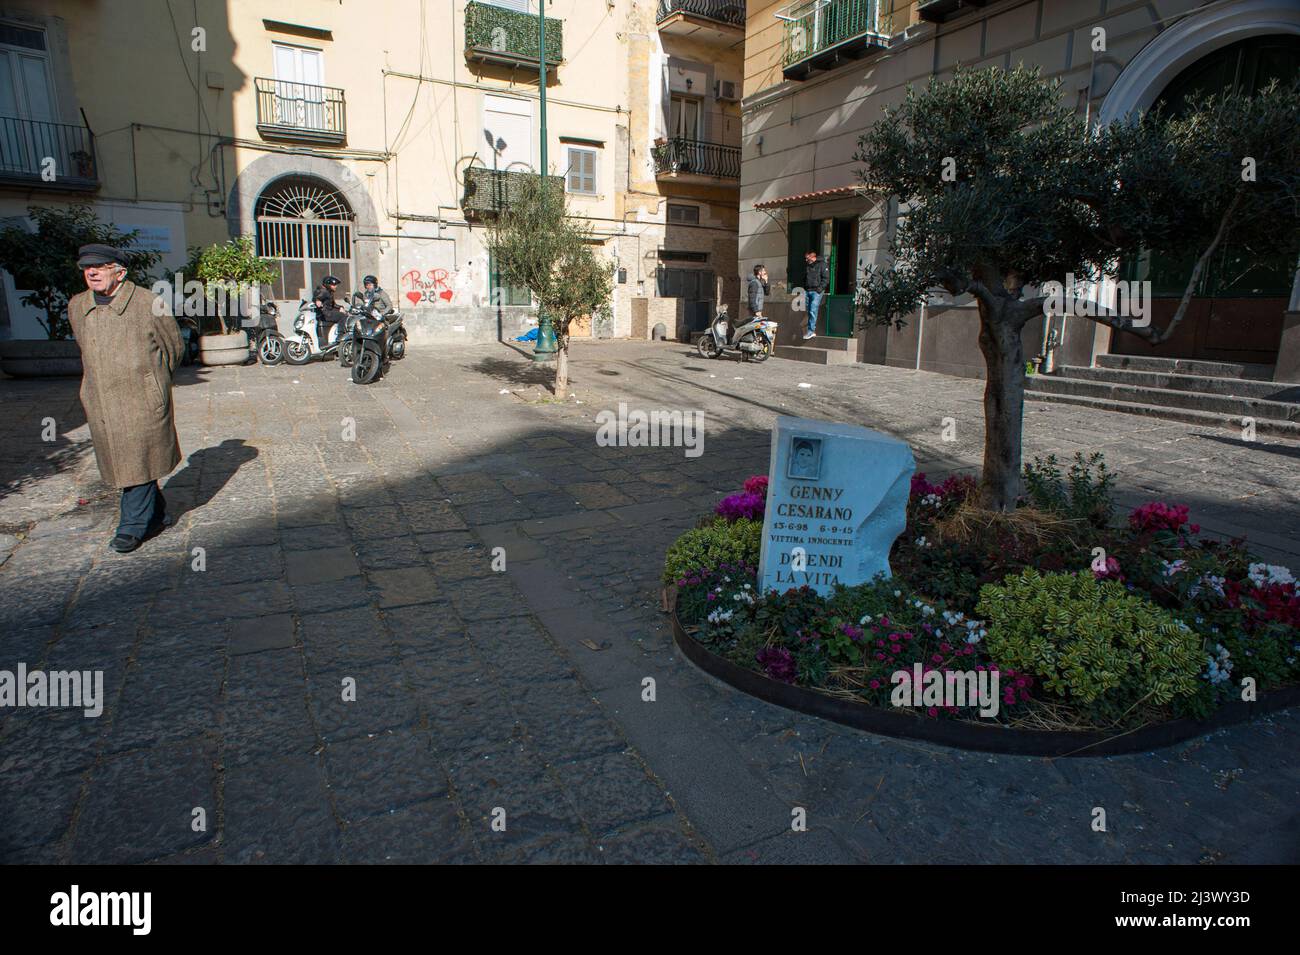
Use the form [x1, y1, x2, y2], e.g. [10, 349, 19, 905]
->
[254, 175, 355, 302]
[1113, 34, 1300, 365]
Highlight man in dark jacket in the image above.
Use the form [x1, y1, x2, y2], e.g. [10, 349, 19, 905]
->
[803, 250, 829, 339]
[747, 264, 768, 319]
[351, 274, 393, 315]
[312, 275, 344, 345]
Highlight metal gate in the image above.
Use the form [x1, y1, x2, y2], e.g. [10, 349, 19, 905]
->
[254, 177, 354, 302]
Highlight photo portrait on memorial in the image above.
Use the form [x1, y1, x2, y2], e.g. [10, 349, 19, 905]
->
[788, 436, 822, 481]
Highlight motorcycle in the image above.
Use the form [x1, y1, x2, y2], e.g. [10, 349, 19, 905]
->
[696, 306, 777, 362]
[348, 309, 405, 384]
[248, 301, 285, 366]
[283, 301, 353, 365]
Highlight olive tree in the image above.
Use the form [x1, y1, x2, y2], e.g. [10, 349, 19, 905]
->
[854, 67, 1300, 510]
[487, 174, 614, 395]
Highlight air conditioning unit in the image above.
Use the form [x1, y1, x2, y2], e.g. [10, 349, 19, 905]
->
[715, 80, 740, 103]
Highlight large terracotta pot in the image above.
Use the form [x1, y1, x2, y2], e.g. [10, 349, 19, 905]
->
[0, 339, 83, 378]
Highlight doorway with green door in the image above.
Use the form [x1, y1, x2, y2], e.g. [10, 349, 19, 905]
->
[787, 216, 859, 338]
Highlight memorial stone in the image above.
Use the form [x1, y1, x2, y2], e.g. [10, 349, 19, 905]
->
[758, 416, 915, 596]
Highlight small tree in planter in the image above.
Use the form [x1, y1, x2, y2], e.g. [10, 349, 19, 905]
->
[487, 174, 614, 395]
[0, 205, 160, 340]
[853, 67, 1300, 511]
[190, 236, 278, 335]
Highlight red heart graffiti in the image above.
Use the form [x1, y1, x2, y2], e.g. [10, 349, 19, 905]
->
[406, 291, 422, 305]
[439, 289, 454, 301]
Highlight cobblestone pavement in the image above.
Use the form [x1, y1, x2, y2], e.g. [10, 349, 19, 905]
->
[1, 340, 1296, 864]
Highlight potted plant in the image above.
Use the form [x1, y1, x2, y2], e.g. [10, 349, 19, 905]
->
[188, 236, 278, 366]
[0, 205, 160, 378]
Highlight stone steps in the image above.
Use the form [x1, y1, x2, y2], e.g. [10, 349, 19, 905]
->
[1024, 389, 1300, 437]
[773, 343, 858, 364]
[1055, 365, 1300, 402]
[1026, 371, 1300, 423]
[1095, 354, 1276, 381]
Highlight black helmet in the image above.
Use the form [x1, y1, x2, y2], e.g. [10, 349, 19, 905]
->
[322, 275, 340, 288]
[363, 275, 378, 287]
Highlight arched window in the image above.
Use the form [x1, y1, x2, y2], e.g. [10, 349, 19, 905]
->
[255, 175, 354, 300]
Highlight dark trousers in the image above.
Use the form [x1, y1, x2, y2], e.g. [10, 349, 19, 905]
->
[118, 481, 166, 538]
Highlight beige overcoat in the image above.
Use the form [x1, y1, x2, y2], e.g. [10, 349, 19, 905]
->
[67, 280, 183, 489]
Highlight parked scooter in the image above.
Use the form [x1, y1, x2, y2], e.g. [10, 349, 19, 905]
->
[696, 305, 777, 362]
[249, 300, 286, 366]
[284, 301, 353, 365]
[176, 316, 202, 366]
[348, 309, 405, 384]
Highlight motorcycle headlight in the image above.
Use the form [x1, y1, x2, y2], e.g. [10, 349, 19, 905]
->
[293, 316, 304, 331]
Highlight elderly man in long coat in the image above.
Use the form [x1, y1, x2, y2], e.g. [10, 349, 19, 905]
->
[67, 244, 183, 553]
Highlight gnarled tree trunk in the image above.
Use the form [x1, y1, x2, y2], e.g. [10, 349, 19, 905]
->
[975, 297, 1032, 511]
[554, 338, 570, 396]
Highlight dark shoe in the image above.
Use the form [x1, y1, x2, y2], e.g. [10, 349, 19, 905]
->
[109, 534, 142, 553]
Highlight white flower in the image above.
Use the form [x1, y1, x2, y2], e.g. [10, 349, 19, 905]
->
[1206, 643, 1233, 685]
[1248, 562, 1294, 587]
[893, 590, 902, 598]
[1162, 559, 1187, 578]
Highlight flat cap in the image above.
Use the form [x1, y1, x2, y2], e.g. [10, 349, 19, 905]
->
[76, 243, 127, 268]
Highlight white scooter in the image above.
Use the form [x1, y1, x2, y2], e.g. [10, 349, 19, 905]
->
[696, 305, 777, 362]
[284, 301, 354, 365]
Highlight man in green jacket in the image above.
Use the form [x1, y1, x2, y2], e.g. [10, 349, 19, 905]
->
[67, 244, 183, 554]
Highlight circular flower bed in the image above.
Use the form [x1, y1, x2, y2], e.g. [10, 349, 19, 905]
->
[667, 453, 1300, 751]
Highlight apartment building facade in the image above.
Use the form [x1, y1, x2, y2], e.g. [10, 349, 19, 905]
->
[0, 0, 744, 345]
[739, 0, 1300, 382]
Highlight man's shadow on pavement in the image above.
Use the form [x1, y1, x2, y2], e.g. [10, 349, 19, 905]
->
[162, 439, 259, 523]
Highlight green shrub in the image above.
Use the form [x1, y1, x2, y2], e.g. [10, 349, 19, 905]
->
[1021, 452, 1114, 528]
[663, 518, 762, 585]
[977, 569, 1202, 724]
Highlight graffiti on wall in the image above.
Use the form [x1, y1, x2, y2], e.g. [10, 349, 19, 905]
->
[400, 259, 484, 308]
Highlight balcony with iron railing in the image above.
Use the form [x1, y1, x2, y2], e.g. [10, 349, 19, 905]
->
[651, 137, 741, 180]
[656, 0, 747, 38]
[465, 1, 563, 72]
[462, 166, 565, 218]
[778, 0, 891, 81]
[917, 0, 987, 23]
[255, 77, 347, 144]
[0, 118, 98, 190]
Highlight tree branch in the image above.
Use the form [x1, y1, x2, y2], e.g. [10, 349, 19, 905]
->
[1099, 186, 1246, 346]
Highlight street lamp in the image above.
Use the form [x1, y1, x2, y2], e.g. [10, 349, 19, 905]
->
[533, 0, 558, 361]
[487, 132, 506, 304]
